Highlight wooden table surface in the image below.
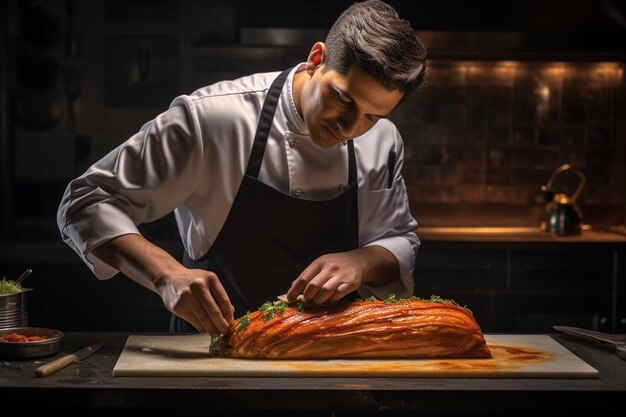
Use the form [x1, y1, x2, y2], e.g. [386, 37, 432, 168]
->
[1, 332, 625, 416]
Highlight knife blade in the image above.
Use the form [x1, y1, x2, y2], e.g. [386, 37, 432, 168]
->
[553, 325, 626, 360]
[35, 341, 105, 377]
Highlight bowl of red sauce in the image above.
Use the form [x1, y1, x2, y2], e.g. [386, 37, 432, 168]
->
[0, 327, 63, 360]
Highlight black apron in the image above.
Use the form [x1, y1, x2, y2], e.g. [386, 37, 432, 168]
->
[170, 68, 359, 332]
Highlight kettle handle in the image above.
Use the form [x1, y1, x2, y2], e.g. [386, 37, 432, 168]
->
[544, 163, 586, 202]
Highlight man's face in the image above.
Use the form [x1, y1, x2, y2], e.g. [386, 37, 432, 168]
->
[300, 64, 404, 148]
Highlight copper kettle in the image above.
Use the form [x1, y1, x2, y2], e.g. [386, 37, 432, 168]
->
[540, 164, 586, 236]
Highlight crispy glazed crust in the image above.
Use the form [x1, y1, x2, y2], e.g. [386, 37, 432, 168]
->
[220, 299, 491, 359]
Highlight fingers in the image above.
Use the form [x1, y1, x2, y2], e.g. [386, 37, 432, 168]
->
[170, 270, 234, 337]
[196, 273, 233, 335]
[306, 276, 340, 305]
[198, 295, 230, 337]
[207, 274, 235, 322]
[289, 255, 362, 305]
[328, 282, 351, 303]
[179, 304, 219, 336]
[306, 275, 357, 305]
[301, 267, 359, 305]
[287, 261, 322, 302]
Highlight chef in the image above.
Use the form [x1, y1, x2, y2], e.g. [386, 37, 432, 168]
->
[56, 0, 426, 336]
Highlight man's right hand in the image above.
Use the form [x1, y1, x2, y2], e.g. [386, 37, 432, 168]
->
[156, 268, 235, 337]
[91, 234, 234, 338]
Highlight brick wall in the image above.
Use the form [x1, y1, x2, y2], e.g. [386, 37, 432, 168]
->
[391, 61, 626, 226]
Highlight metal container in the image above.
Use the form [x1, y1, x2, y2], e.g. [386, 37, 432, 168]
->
[0, 327, 63, 360]
[0, 288, 32, 329]
[540, 164, 586, 236]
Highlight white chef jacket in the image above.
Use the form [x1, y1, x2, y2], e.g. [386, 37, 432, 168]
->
[57, 64, 420, 299]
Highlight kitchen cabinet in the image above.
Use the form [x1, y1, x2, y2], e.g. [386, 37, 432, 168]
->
[414, 231, 626, 333]
[0, 239, 179, 332]
[618, 249, 626, 332]
[2, 231, 625, 334]
[412, 248, 506, 331]
[503, 249, 614, 332]
[492, 293, 612, 333]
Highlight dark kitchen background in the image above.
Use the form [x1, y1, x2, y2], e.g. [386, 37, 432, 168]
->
[1, 0, 625, 333]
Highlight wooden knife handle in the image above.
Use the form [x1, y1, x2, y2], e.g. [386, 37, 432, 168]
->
[35, 354, 79, 377]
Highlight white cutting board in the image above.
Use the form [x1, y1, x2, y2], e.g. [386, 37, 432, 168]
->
[112, 334, 598, 378]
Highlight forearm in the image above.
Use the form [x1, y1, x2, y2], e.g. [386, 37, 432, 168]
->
[355, 245, 399, 287]
[90, 233, 185, 293]
[92, 233, 234, 335]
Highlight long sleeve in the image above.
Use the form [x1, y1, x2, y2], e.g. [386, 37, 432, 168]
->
[356, 125, 420, 299]
[57, 69, 420, 296]
[57, 101, 204, 279]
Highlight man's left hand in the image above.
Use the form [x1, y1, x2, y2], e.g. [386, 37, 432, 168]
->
[286, 246, 399, 305]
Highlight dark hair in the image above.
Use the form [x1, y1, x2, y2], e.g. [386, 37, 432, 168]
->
[324, 0, 427, 96]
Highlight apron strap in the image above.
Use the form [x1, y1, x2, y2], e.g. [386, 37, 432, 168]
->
[347, 139, 357, 186]
[346, 139, 359, 248]
[245, 68, 292, 179]
[246, 67, 359, 190]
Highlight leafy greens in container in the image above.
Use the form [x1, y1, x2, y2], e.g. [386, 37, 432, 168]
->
[0, 278, 23, 295]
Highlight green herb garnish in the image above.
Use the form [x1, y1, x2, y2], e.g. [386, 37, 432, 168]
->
[236, 311, 252, 331]
[384, 293, 399, 303]
[258, 300, 288, 321]
[429, 294, 444, 303]
[411, 294, 474, 315]
[356, 296, 377, 302]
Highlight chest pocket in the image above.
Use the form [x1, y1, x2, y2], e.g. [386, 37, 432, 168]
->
[359, 176, 407, 242]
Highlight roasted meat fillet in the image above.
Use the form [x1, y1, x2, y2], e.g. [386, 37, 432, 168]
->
[219, 297, 491, 359]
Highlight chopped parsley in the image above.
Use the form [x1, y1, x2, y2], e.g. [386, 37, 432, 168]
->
[414, 294, 474, 315]
[258, 300, 288, 321]
[384, 293, 398, 303]
[236, 311, 252, 331]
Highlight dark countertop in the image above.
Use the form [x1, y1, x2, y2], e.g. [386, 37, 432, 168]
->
[2, 229, 625, 264]
[415, 228, 626, 251]
[1, 332, 624, 415]
[417, 227, 626, 243]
